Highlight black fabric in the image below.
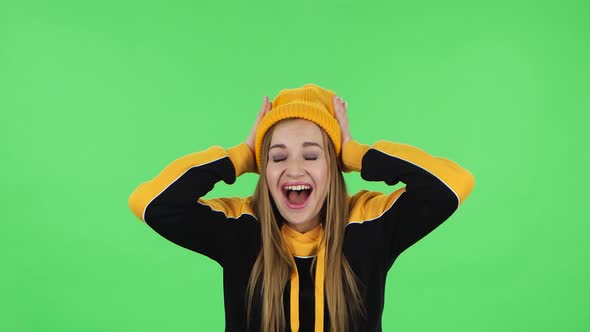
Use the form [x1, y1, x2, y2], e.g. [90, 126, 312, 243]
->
[142, 146, 464, 331]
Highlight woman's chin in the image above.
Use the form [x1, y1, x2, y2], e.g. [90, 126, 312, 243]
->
[281, 212, 310, 225]
[275, 196, 322, 230]
[279, 208, 320, 231]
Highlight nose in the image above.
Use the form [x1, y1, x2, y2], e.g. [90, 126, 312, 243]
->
[284, 158, 305, 178]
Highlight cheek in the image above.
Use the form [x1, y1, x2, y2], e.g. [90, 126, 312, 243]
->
[265, 165, 281, 189]
[311, 163, 329, 188]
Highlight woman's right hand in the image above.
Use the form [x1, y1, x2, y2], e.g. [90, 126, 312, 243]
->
[245, 96, 272, 154]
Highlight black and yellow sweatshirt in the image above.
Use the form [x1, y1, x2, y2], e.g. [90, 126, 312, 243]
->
[128, 139, 475, 331]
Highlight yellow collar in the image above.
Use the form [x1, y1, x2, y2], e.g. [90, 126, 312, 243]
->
[281, 223, 326, 332]
[282, 223, 323, 256]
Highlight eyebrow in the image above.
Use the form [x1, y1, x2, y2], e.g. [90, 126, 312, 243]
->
[269, 142, 323, 150]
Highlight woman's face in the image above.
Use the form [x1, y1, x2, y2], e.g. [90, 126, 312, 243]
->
[266, 119, 329, 233]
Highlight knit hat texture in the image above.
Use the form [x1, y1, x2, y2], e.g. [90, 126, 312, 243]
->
[255, 83, 341, 171]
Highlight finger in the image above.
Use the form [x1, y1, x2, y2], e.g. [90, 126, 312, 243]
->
[258, 97, 269, 118]
[334, 95, 342, 110]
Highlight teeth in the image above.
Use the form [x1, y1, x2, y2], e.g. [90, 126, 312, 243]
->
[284, 185, 311, 191]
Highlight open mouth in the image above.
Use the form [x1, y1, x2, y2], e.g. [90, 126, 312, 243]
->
[281, 183, 313, 209]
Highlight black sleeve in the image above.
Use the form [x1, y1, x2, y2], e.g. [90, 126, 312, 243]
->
[128, 145, 257, 267]
[357, 140, 475, 267]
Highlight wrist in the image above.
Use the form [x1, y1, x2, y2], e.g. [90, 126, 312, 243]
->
[341, 139, 370, 173]
[245, 141, 254, 155]
[342, 135, 352, 148]
[227, 143, 257, 177]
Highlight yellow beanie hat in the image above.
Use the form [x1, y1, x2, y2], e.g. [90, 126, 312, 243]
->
[254, 83, 341, 171]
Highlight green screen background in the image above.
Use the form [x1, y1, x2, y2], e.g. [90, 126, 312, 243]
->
[1, 0, 588, 331]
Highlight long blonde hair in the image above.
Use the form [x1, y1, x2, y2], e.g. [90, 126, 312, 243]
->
[246, 122, 366, 332]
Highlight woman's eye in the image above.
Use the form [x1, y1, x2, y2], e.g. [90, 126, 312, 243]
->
[272, 156, 287, 162]
[304, 155, 318, 160]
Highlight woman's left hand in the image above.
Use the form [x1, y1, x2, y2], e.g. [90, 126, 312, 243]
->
[333, 94, 352, 148]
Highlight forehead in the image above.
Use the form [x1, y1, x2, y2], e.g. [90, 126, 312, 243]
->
[270, 119, 324, 145]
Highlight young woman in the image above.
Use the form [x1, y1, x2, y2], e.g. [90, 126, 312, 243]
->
[128, 84, 475, 332]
